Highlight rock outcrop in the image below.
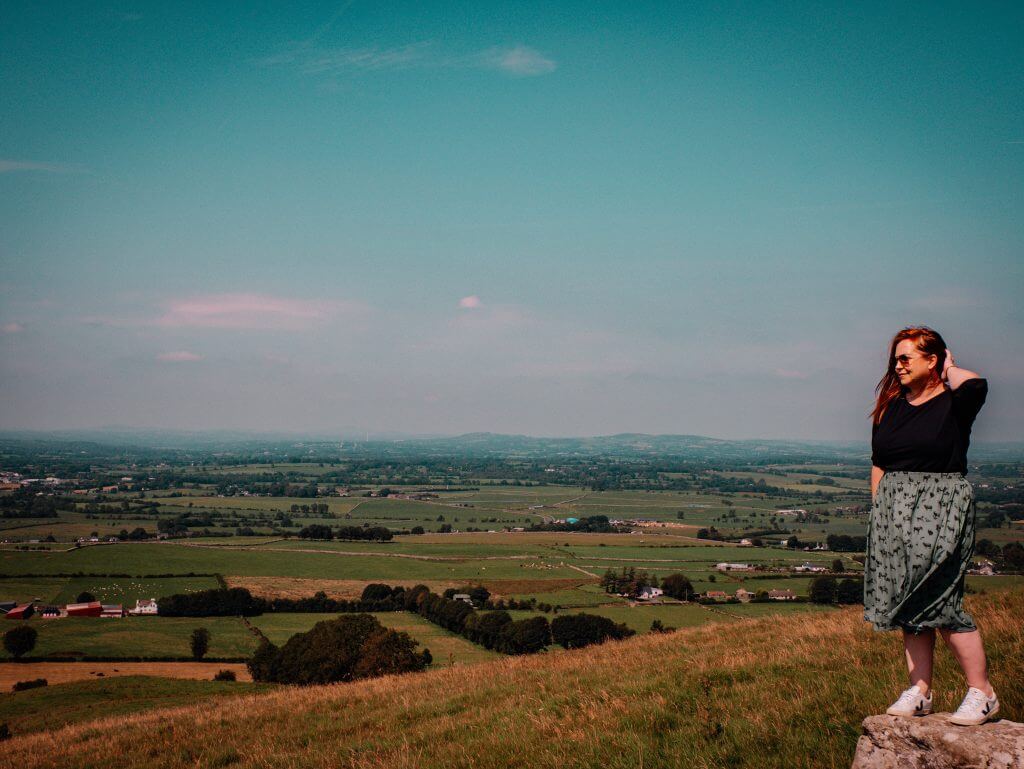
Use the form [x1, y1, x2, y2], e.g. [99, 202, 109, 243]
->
[852, 714, 1024, 768]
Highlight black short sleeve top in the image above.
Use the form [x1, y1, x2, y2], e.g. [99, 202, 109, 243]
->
[871, 378, 988, 474]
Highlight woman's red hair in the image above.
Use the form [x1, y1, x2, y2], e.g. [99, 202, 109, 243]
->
[870, 326, 947, 425]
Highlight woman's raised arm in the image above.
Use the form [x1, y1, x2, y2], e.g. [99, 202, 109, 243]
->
[943, 349, 981, 390]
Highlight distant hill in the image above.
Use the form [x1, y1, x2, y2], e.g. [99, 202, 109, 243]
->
[2, 427, 1022, 461]
[4, 589, 1020, 769]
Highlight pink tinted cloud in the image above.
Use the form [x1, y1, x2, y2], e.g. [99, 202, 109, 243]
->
[458, 295, 482, 309]
[1, 322, 24, 334]
[157, 351, 203, 362]
[155, 293, 350, 330]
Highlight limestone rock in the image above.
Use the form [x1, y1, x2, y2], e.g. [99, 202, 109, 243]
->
[852, 714, 1024, 768]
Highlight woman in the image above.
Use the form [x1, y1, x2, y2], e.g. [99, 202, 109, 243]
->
[865, 325, 998, 725]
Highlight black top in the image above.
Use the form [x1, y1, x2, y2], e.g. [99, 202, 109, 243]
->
[871, 378, 988, 474]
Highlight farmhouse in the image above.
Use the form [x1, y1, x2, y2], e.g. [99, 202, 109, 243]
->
[734, 589, 754, 602]
[637, 586, 663, 600]
[129, 598, 159, 615]
[715, 562, 752, 571]
[703, 590, 729, 601]
[452, 594, 473, 605]
[768, 589, 797, 601]
[794, 562, 827, 573]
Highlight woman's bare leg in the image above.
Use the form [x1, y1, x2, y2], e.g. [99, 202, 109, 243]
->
[939, 628, 994, 696]
[903, 628, 936, 694]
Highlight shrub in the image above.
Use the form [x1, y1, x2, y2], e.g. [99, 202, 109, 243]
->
[836, 578, 863, 605]
[3, 625, 37, 659]
[213, 669, 236, 681]
[551, 613, 635, 649]
[809, 575, 838, 604]
[12, 678, 47, 692]
[496, 616, 551, 655]
[191, 628, 211, 660]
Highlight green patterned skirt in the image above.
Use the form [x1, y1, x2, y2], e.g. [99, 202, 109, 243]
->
[863, 470, 977, 634]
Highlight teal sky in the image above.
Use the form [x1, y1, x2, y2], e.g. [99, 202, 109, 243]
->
[2, 2, 1022, 440]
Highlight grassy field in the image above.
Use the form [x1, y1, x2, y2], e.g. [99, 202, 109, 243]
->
[0, 617, 258, 660]
[4, 588, 1018, 769]
[0, 575, 222, 605]
[0, 542, 588, 581]
[0, 675, 275, 737]
[503, 600, 839, 633]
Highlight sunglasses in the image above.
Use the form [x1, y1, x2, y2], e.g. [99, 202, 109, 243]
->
[893, 353, 935, 367]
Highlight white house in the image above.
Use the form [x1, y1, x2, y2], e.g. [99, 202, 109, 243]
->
[794, 562, 827, 573]
[637, 586, 663, 600]
[452, 593, 473, 605]
[129, 598, 159, 615]
[716, 562, 752, 571]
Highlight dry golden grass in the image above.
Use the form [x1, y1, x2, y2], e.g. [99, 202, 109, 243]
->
[2, 589, 1020, 769]
[0, 661, 251, 688]
[226, 576, 598, 600]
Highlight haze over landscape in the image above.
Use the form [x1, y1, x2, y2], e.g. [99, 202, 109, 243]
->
[2, 2, 1023, 440]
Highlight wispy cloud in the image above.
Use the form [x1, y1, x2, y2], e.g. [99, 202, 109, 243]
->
[157, 350, 203, 362]
[1, 322, 24, 334]
[458, 295, 482, 309]
[256, 42, 556, 78]
[155, 293, 352, 330]
[478, 45, 556, 76]
[81, 292, 364, 331]
[0, 159, 86, 174]
[773, 368, 808, 379]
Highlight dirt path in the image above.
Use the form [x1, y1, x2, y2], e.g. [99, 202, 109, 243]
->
[565, 563, 602, 578]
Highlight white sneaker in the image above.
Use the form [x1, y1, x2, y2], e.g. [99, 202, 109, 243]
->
[886, 685, 932, 717]
[949, 687, 999, 726]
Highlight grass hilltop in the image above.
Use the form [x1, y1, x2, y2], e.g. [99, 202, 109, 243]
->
[3, 589, 1021, 769]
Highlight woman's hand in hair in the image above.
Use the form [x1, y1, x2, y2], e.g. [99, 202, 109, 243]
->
[942, 349, 955, 382]
[943, 349, 983, 390]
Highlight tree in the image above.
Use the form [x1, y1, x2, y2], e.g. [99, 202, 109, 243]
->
[4, 625, 37, 659]
[1002, 542, 1024, 571]
[836, 578, 863, 605]
[660, 573, 696, 601]
[76, 591, 96, 603]
[550, 613, 634, 649]
[809, 575, 838, 604]
[248, 614, 429, 685]
[191, 627, 211, 660]
[831, 559, 845, 573]
[497, 616, 551, 654]
[352, 629, 427, 678]
[361, 583, 394, 602]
